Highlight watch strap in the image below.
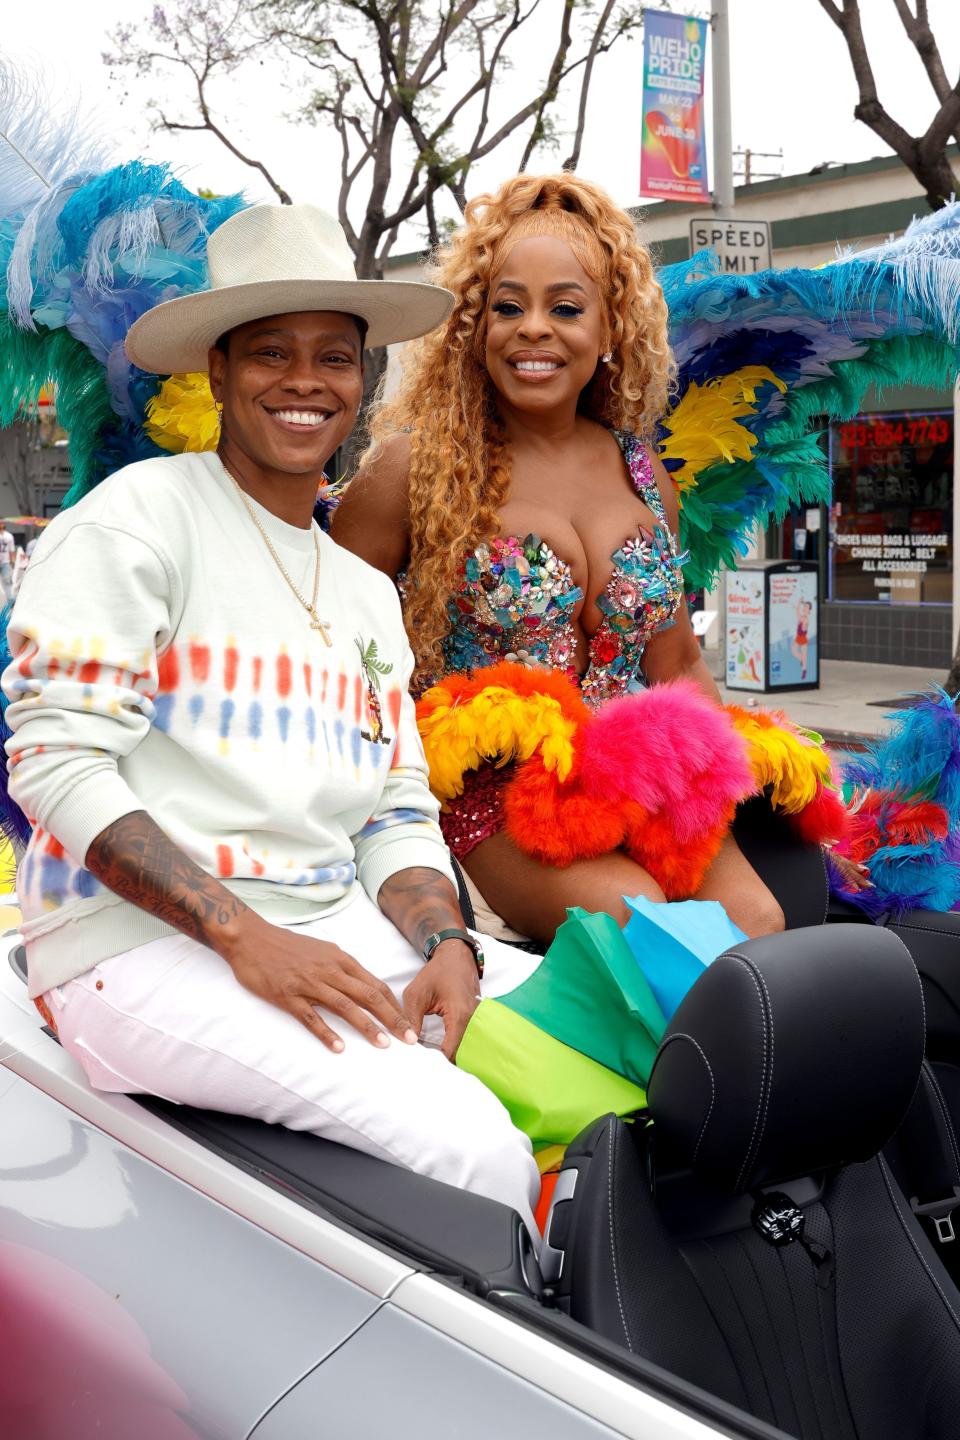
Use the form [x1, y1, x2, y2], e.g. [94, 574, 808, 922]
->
[422, 927, 485, 979]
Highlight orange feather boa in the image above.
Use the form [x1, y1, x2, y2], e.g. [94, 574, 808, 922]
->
[416, 663, 845, 900]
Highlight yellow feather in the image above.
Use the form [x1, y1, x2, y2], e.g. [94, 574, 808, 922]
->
[417, 687, 578, 801]
[145, 373, 220, 454]
[730, 711, 832, 813]
[659, 366, 786, 493]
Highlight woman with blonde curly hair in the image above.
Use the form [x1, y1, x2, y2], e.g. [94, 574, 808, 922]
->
[333, 173, 790, 943]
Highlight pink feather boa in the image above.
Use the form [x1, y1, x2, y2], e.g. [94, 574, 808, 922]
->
[505, 679, 757, 897]
[578, 680, 755, 841]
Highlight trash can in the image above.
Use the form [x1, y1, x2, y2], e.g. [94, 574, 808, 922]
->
[724, 559, 819, 693]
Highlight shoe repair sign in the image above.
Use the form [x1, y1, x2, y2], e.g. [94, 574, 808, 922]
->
[689, 219, 772, 273]
[640, 11, 710, 203]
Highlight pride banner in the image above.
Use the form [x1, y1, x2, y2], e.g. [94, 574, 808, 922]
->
[639, 10, 710, 204]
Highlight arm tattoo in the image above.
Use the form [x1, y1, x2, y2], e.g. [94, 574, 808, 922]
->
[377, 867, 465, 954]
[85, 810, 248, 948]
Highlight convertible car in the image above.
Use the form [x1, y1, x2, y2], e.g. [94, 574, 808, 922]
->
[4, 806, 960, 1440]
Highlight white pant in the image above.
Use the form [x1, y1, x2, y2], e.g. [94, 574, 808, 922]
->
[44, 892, 543, 1236]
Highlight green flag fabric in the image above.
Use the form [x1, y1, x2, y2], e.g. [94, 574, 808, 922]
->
[456, 999, 647, 1148]
[497, 906, 667, 1087]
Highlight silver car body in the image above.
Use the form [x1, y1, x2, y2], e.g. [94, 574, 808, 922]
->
[0, 933, 747, 1440]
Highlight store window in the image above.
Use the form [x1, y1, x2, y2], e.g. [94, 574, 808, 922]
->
[828, 409, 953, 605]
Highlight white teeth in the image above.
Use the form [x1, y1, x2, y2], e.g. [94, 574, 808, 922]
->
[514, 360, 560, 372]
[272, 410, 328, 427]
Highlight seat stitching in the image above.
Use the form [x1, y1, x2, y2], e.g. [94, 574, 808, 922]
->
[690, 1238, 776, 1419]
[896, 927, 928, 1042]
[771, 1238, 840, 1440]
[878, 1154, 960, 1335]
[606, 1126, 633, 1353]
[811, 1215, 856, 1440]
[892, 920, 960, 940]
[923, 1061, 960, 1183]
[655, 1033, 716, 1162]
[775, 1242, 831, 1439]
[886, 928, 928, 1083]
[724, 953, 773, 1192]
[731, 1226, 800, 1428]
[829, 1180, 863, 1438]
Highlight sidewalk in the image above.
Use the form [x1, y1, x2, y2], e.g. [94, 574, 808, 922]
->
[710, 657, 946, 745]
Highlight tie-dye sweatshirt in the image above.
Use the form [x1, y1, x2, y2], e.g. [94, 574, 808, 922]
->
[3, 451, 456, 998]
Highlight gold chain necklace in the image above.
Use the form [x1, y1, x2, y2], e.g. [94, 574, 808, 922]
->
[229, 473, 333, 646]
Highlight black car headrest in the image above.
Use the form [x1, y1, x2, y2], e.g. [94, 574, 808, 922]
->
[646, 924, 924, 1195]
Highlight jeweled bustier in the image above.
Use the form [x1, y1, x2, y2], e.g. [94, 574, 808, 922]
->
[441, 431, 689, 706]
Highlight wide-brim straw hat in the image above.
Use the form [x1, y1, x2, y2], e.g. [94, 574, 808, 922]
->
[125, 204, 453, 373]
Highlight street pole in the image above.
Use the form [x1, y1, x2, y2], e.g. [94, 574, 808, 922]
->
[712, 0, 734, 216]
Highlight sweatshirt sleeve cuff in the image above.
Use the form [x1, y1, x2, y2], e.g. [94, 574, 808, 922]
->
[43, 768, 147, 865]
[356, 835, 457, 905]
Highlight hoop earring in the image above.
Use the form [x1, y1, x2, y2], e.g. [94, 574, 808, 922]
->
[600, 351, 613, 364]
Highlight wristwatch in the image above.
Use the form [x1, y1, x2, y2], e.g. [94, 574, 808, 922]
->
[422, 927, 485, 980]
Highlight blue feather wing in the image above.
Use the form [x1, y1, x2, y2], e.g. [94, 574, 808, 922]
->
[659, 205, 960, 587]
[0, 99, 247, 849]
[0, 159, 245, 501]
[832, 692, 960, 917]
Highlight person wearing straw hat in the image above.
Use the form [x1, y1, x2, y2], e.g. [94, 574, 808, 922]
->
[2, 204, 543, 1234]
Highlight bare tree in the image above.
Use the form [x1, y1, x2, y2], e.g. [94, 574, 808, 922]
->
[817, 0, 960, 209]
[105, 0, 640, 466]
[105, 0, 641, 279]
[108, 3, 295, 204]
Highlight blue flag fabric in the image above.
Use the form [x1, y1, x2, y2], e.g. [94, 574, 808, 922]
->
[498, 906, 667, 1088]
[623, 895, 747, 1021]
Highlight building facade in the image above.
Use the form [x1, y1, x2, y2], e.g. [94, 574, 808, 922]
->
[0, 407, 71, 544]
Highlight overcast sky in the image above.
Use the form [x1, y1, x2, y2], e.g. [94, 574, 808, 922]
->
[4, 1, 960, 250]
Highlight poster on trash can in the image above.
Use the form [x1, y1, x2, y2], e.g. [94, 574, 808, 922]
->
[639, 11, 710, 203]
[768, 571, 818, 687]
[725, 573, 765, 690]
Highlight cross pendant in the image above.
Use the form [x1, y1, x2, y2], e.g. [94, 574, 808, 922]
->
[309, 612, 333, 647]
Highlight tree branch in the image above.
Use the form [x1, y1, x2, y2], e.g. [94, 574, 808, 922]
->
[562, 0, 621, 171]
[893, 0, 952, 100]
[158, 92, 293, 204]
[892, 0, 960, 150]
[517, 0, 575, 171]
[381, 179, 432, 232]
[816, 0, 919, 161]
[463, 3, 531, 161]
[921, 85, 960, 161]
[408, 0, 482, 89]
[818, 0, 959, 208]
[111, 0, 642, 274]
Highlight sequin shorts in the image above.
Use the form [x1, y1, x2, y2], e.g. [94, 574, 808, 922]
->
[440, 762, 514, 860]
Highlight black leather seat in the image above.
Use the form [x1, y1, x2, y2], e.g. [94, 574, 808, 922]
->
[545, 924, 960, 1439]
[706, 799, 960, 1269]
[731, 795, 829, 930]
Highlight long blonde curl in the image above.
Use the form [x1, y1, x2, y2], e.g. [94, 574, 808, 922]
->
[367, 172, 675, 680]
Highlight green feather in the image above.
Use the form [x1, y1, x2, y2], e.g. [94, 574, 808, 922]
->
[680, 333, 959, 588]
[765, 335, 958, 446]
[0, 313, 115, 506]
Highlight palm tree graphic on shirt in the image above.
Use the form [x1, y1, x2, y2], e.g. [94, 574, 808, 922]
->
[356, 635, 393, 745]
